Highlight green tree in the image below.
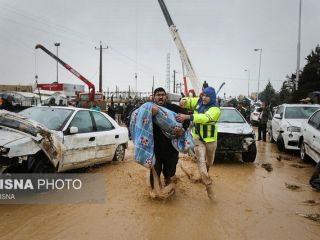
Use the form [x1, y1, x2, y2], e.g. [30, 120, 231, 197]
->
[295, 45, 320, 100]
[259, 81, 279, 106]
[278, 75, 295, 104]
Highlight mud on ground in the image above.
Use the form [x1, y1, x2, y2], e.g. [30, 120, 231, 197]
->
[0, 140, 319, 240]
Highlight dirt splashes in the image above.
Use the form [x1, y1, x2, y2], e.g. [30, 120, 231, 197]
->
[296, 213, 320, 223]
[285, 183, 301, 191]
[261, 163, 273, 172]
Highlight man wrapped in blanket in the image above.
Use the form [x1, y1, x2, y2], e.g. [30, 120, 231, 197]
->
[176, 87, 221, 199]
[129, 87, 192, 198]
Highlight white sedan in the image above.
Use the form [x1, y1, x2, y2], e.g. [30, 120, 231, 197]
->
[271, 104, 319, 151]
[300, 109, 320, 163]
[0, 106, 129, 173]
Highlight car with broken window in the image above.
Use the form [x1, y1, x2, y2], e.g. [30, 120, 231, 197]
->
[216, 107, 256, 162]
[270, 104, 320, 151]
[0, 106, 129, 173]
[300, 109, 320, 163]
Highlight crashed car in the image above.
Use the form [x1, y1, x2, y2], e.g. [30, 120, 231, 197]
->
[216, 107, 256, 162]
[0, 106, 129, 173]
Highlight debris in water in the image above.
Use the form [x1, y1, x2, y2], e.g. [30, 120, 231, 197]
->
[276, 155, 282, 161]
[285, 183, 301, 191]
[290, 164, 305, 168]
[296, 213, 320, 223]
[261, 163, 273, 172]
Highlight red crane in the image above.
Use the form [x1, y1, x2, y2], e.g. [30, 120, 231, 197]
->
[35, 44, 95, 101]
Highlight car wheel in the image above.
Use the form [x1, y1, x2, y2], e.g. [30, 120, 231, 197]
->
[31, 158, 55, 173]
[276, 134, 285, 152]
[242, 143, 257, 162]
[113, 144, 125, 161]
[300, 142, 311, 162]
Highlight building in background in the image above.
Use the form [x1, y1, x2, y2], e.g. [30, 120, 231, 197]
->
[37, 82, 85, 100]
[0, 84, 33, 92]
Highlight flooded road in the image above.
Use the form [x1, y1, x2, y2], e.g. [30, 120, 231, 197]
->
[0, 139, 319, 240]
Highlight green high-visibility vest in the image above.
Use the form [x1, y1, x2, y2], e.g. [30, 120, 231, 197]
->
[182, 97, 221, 143]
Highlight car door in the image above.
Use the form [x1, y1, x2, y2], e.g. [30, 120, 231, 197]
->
[91, 111, 119, 162]
[272, 106, 284, 140]
[310, 111, 320, 162]
[304, 113, 316, 158]
[62, 110, 96, 167]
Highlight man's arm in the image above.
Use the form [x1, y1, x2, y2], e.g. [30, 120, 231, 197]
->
[167, 103, 190, 130]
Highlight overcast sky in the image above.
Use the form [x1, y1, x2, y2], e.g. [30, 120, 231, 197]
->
[0, 0, 319, 97]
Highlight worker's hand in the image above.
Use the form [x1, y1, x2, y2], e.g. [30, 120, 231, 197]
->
[151, 105, 159, 116]
[173, 126, 184, 137]
[176, 113, 190, 122]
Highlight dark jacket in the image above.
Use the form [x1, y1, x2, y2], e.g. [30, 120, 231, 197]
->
[259, 107, 271, 125]
[153, 103, 190, 156]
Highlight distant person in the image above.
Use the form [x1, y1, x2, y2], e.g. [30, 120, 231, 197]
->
[46, 97, 56, 106]
[236, 101, 247, 118]
[309, 162, 320, 190]
[90, 101, 101, 111]
[257, 102, 270, 142]
[107, 104, 116, 120]
[124, 101, 135, 126]
[58, 99, 64, 106]
[115, 104, 123, 124]
[202, 80, 209, 90]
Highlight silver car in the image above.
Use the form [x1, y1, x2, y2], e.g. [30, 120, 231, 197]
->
[0, 106, 129, 173]
[300, 109, 320, 163]
[216, 107, 256, 162]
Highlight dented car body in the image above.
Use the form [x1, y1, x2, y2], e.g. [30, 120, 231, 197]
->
[0, 106, 129, 173]
[216, 107, 257, 162]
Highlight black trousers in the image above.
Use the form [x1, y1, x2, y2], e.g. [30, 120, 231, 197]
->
[258, 123, 267, 141]
[150, 152, 179, 189]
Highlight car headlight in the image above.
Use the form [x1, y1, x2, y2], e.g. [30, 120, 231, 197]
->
[0, 146, 9, 154]
[287, 126, 301, 132]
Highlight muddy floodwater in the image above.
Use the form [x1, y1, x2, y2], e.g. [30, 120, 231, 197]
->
[0, 139, 319, 240]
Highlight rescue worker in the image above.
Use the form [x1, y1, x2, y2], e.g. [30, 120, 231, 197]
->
[176, 87, 221, 199]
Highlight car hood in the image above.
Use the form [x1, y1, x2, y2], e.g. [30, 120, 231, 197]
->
[0, 129, 31, 147]
[284, 119, 307, 127]
[216, 122, 253, 135]
[0, 110, 61, 163]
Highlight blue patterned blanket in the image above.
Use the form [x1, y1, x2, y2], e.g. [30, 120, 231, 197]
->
[129, 102, 194, 168]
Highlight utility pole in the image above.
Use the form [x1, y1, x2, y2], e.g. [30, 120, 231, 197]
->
[152, 75, 155, 95]
[35, 75, 42, 104]
[173, 70, 176, 93]
[135, 73, 138, 98]
[296, 0, 302, 90]
[95, 41, 108, 93]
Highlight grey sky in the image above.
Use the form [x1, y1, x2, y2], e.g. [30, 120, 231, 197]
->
[0, 0, 319, 97]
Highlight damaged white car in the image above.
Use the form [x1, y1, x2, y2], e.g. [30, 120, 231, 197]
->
[0, 106, 129, 173]
[216, 107, 256, 162]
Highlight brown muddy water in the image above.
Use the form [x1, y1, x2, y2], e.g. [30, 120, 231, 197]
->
[0, 140, 319, 240]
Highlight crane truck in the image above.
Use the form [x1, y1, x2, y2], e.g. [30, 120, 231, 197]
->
[35, 44, 106, 109]
[157, 0, 202, 96]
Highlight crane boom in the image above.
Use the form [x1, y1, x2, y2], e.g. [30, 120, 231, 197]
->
[35, 44, 95, 101]
[157, 0, 201, 94]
